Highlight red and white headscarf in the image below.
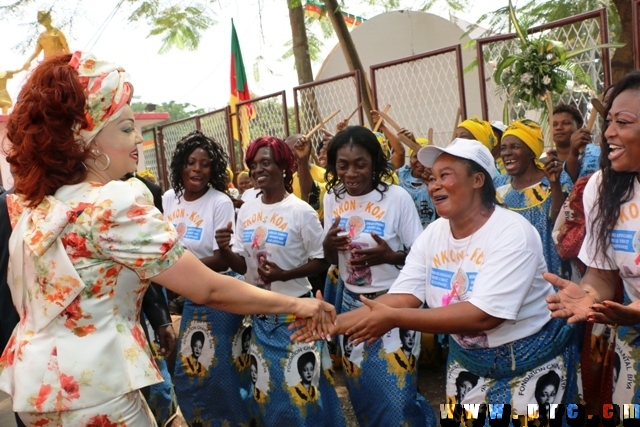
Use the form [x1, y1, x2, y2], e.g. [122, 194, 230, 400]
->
[69, 51, 133, 147]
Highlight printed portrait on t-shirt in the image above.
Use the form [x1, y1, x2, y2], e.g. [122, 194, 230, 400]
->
[249, 344, 270, 404]
[175, 222, 187, 240]
[180, 321, 216, 378]
[341, 335, 363, 378]
[382, 327, 421, 388]
[232, 324, 253, 371]
[453, 331, 489, 349]
[251, 226, 268, 249]
[346, 242, 372, 287]
[284, 345, 321, 409]
[346, 216, 365, 239]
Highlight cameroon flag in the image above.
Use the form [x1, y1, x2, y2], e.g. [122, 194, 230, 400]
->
[230, 19, 254, 148]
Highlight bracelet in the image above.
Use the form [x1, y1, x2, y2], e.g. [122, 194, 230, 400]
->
[394, 249, 408, 270]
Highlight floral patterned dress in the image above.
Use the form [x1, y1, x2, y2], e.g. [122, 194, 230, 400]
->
[0, 179, 184, 425]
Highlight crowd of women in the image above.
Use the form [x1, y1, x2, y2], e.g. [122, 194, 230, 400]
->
[1, 50, 640, 427]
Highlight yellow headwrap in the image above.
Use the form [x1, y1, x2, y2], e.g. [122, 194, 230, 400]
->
[410, 137, 429, 157]
[458, 117, 497, 150]
[502, 119, 545, 170]
[226, 167, 234, 182]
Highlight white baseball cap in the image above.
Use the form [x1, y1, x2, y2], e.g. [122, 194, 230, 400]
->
[490, 120, 507, 133]
[417, 138, 496, 178]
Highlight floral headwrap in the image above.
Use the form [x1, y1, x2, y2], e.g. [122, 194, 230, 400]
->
[458, 117, 497, 150]
[502, 119, 545, 170]
[69, 51, 132, 147]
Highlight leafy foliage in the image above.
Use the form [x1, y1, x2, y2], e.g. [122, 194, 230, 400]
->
[494, 1, 623, 113]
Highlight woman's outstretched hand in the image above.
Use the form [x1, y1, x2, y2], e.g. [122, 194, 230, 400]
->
[588, 300, 640, 326]
[544, 272, 594, 324]
[290, 290, 337, 342]
[344, 296, 396, 346]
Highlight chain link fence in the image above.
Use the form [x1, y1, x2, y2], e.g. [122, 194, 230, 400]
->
[293, 71, 363, 151]
[199, 107, 237, 171]
[140, 128, 163, 185]
[371, 45, 467, 147]
[157, 117, 199, 185]
[477, 9, 612, 143]
[234, 91, 289, 151]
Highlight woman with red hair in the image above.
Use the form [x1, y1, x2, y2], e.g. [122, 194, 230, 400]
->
[215, 137, 345, 426]
[0, 53, 335, 426]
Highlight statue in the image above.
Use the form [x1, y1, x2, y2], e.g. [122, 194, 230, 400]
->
[0, 69, 19, 115]
[22, 10, 70, 71]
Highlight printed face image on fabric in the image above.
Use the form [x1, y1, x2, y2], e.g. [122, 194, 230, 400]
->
[175, 222, 187, 240]
[633, 229, 640, 254]
[346, 216, 365, 238]
[231, 324, 253, 371]
[382, 328, 421, 388]
[252, 226, 268, 249]
[180, 321, 216, 378]
[446, 361, 487, 405]
[612, 339, 637, 404]
[285, 345, 321, 406]
[508, 355, 567, 413]
[249, 343, 270, 404]
[341, 335, 364, 378]
[346, 241, 372, 287]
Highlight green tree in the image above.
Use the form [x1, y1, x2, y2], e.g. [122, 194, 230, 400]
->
[475, 0, 633, 82]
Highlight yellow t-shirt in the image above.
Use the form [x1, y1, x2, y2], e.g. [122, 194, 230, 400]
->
[293, 164, 326, 219]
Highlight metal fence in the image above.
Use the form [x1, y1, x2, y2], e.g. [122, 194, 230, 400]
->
[199, 106, 236, 172]
[234, 91, 290, 150]
[371, 44, 467, 147]
[293, 71, 363, 150]
[157, 116, 199, 188]
[140, 128, 163, 186]
[476, 9, 611, 141]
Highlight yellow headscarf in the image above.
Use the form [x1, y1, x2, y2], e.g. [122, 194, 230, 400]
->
[458, 117, 497, 150]
[226, 167, 234, 183]
[410, 137, 429, 157]
[502, 119, 545, 170]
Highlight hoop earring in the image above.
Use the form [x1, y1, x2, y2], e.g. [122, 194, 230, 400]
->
[93, 152, 111, 171]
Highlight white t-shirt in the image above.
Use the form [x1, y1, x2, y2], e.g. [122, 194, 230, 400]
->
[389, 206, 553, 348]
[323, 185, 422, 294]
[241, 187, 260, 202]
[162, 187, 234, 259]
[579, 171, 640, 301]
[233, 194, 324, 297]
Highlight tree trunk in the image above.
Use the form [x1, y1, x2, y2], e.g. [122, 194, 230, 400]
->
[323, 0, 374, 127]
[288, 1, 315, 85]
[611, 0, 635, 83]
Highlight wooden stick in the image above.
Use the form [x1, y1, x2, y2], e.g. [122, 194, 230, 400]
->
[544, 91, 556, 183]
[376, 110, 422, 153]
[304, 110, 341, 140]
[544, 91, 554, 150]
[451, 107, 462, 140]
[428, 128, 434, 146]
[585, 107, 599, 132]
[373, 104, 391, 133]
[587, 95, 605, 131]
[345, 102, 363, 122]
